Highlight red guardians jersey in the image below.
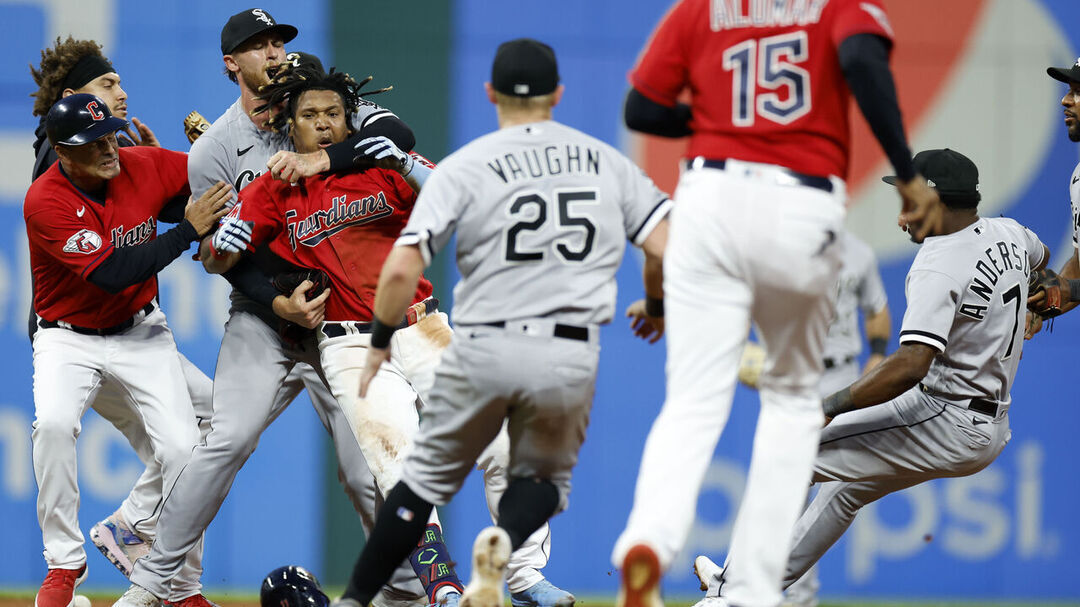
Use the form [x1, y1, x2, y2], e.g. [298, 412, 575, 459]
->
[631, 0, 894, 178]
[232, 168, 433, 323]
[24, 146, 190, 327]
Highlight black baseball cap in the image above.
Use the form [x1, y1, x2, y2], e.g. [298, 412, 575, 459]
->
[221, 8, 298, 55]
[46, 93, 127, 146]
[491, 38, 559, 97]
[1047, 58, 1080, 84]
[285, 51, 325, 76]
[883, 148, 981, 207]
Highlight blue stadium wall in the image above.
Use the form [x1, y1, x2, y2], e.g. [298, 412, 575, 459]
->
[0, 0, 1077, 602]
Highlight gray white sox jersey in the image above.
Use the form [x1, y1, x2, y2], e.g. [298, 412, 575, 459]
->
[1070, 162, 1080, 249]
[823, 230, 887, 363]
[188, 98, 396, 198]
[398, 120, 671, 326]
[900, 217, 1045, 407]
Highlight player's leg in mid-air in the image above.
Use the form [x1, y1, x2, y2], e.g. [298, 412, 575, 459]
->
[318, 314, 466, 607]
[396, 312, 573, 607]
[294, 351, 428, 607]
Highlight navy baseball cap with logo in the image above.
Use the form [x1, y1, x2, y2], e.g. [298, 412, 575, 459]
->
[46, 93, 128, 146]
[221, 8, 298, 55]
[491, 38, 560, 97]
[1047, 58, 1080, 84]
[882, 148, 981, 207]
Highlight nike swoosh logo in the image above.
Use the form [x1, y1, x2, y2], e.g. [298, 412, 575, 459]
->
[76, 206, 85, 217]
[1073, 176, 1078, 184]
[237, 145, 254, 157]
[972, 417, 988, 426]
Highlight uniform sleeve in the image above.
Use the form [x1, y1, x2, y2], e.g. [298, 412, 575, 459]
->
[396, 165, 466, 267]
[152, 148, 191, 199]
[231, 179, 284, 249]
[617, 155, 672, 246]
[858, 251, 888, 314]
[1019, 224, 1047, 269]
[628, 0, 692, 107]
[898, 269, 960, 353]
[832, 0, 895, 46]
[188, 134, 231, 199]
[25, 206, 113, 280]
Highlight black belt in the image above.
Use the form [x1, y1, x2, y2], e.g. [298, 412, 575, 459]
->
[38, 302, 156, 336]
[694, 158, 834, 193]
[482, 321, 590, 342]
[823, 355, 855, 369]
[920, 383, 999, 418]
[321, 298, 439, 339]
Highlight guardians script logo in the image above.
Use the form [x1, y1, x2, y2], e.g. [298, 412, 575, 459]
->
[111, 216, 156, 248]
[286, 192, 394, 249]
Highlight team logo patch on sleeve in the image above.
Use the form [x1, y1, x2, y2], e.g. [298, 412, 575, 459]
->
[63, 229, 103, 254]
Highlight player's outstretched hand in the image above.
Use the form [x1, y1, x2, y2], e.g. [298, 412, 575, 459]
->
[896, 176, 944, 240]
[211, 217, 253, 255]
[626, 299, 664, 343]
[267, 150, 330, 183]
[272, 280, 331, 329]
[354, 136, 415, 175]
[359, 346, 391, 398]
[117, 117, 160, 148]
[1024, 310, 1043, 340]
[185, 182, 233, 237]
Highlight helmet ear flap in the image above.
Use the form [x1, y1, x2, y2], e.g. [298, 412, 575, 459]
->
[260, 565, 330, 607]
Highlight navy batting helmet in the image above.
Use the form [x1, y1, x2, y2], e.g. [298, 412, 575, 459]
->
[260, 565, 330, 607]
[46, 93, 127, 146]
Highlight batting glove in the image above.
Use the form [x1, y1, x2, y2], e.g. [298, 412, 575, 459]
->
[211, 217, 254, 256]
[354, 135, 415, 176]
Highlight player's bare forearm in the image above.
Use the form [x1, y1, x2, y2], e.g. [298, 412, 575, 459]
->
[199, 236, 241, 274]
[641, 218, 668, 298]
[372, 245, 426, 325]
[824, 342, 935, 418]
[863, 305, 891, 372]
[1058, 249, 1080, 314]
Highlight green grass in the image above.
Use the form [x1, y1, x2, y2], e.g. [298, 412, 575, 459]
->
[2, 592, 1076, 607]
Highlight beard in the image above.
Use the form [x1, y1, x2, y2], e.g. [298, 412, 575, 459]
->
[240, 63, 274, 92]
[1070, 123, 1080, 142]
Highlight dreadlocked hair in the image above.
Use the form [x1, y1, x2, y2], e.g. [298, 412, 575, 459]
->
[252, 62, 393, 133]
[30, 36, 106, 116]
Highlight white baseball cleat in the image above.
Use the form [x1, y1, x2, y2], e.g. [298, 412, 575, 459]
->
[692, 555, 724, 594]
[113, 583, 162, 607]
[459, 526, 511, 607]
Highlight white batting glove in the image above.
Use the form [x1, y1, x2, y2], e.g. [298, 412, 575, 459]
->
[354, 135, 415, 176]
[211, 217, 253, 255]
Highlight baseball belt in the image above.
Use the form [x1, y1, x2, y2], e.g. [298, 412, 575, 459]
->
[919, 383, 999, 418]
[480, 320, 591, 342]
[37, 301, 156, 336]
[320, 297, 439, 340]
[690, 157, 834, 193]
[823, 355, 856, 369]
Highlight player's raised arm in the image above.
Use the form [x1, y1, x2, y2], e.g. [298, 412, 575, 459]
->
[838, 33, 943, 238]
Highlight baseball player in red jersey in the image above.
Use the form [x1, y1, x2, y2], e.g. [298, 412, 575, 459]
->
[24, 93, 230, 607]
[29, 39, 216, 597]
[198, 66, 468, 605]
[613, 2, 943, 607]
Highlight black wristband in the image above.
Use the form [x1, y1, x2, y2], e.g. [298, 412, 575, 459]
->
[370, 316, 398, 349]
[822, 387, 854, 419]
[1070, 279, 1080, 303]
[645, 296, 664, 317]
[869, 337, 888, 356]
